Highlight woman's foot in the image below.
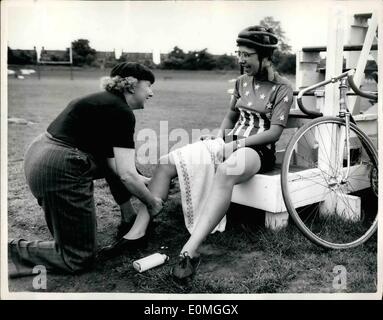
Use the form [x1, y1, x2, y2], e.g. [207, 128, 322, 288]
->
[171, 252, 201, 280]
[97, 235, 148, 260]
[98, 220, 153, 260]
[116, 220, 135, 240]
[116, 219, 156, 240]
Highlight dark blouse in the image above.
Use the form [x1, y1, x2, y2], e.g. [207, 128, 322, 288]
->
[47, 91, 135, 159]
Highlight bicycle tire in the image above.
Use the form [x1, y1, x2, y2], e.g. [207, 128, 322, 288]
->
[281, 116, 378, 249]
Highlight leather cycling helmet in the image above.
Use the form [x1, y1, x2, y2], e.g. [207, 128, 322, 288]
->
[236, 25, 278, 76]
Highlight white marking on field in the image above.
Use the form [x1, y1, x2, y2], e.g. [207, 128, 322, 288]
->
[8, 117, 35, 125]
[20, 69, 36, 75]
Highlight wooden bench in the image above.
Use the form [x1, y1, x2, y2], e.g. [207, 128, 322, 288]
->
[231, 111, 308, 231]
[230, 111, 377, 231]
[232, 164, 289, 231]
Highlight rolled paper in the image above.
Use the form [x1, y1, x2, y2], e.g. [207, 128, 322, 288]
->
[133, 253, 169, 273]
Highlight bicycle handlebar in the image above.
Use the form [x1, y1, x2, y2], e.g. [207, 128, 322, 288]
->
[296, 89, 323, 118]
[295, 72, 349, 118]
[296, 69, 378, 117]
[347, 69, 378, 101]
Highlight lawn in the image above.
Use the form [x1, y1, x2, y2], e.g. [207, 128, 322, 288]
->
[7, 67, 377, 293]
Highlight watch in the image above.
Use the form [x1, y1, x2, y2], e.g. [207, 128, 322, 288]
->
[236, 139, 244, 150]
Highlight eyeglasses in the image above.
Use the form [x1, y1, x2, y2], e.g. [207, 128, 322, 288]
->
[235, 51, 257, 58]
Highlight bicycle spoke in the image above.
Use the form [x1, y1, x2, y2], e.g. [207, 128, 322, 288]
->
[282, 118, 378, 249]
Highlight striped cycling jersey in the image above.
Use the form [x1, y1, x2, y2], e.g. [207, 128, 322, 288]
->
[229, 108, 271, 137]
[227, 73, 294, 152]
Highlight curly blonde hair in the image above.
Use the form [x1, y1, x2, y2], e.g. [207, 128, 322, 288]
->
[100, 75, 138, 94]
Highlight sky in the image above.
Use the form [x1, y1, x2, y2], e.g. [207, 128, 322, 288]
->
[4, 0, 381, 55]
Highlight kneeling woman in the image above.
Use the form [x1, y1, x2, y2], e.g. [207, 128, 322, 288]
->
[107, 26, 293, 279]
[9, 63, 163, 277]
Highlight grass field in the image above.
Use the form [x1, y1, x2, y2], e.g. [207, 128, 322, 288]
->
[7, 67, 377, 293]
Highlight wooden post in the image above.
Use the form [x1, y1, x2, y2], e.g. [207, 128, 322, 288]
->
[69, 46, 73, 80]
[344, 14, 368, 115]
[70, 64, 73, 80]
[318, 6, 346, 217]
[265, 211, 289, 231]
[323, 7, 345, 116]
[346, 12, 378, 115]
[319, 192, 361, 222]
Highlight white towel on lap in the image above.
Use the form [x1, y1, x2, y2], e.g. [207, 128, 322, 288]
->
[170, 138, 227, 234]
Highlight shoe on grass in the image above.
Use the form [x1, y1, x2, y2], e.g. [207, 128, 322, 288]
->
[116, 220, 135, 240]
[171, 252, 201, 280]
[97, 234, 148, 261]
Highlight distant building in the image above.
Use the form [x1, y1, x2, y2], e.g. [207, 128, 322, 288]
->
[119, 52, 154, 67]
[160, 53, 169, 62]
[95, 51, 118, 68]
[9, 47, 158, 68]
[96, 51, 154, 68]
[39, 47, 70, 63]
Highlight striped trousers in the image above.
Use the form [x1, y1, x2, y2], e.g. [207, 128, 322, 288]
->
[9, 133, 132, 276]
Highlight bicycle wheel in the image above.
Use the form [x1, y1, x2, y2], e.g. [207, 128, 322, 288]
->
[281, 116, 378, 249]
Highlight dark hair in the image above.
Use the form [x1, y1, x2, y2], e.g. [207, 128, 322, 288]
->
[110, 62, 155, 84]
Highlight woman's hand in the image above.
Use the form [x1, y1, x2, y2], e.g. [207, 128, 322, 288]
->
[217, 141, 236, 161]
[148, 196, 164, 217]
[200, 134, 217, 141]
[139, 174, 151, 186]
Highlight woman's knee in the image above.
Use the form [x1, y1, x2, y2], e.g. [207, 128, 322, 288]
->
[215, 149, 261, 183]
[157, 155, 177, 177]
[215, 163, 238, 184]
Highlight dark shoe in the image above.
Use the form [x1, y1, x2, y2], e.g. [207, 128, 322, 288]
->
[116, 221, 135, 240]
[97, 234, 148, 260]
[116, 219, 156, 240]
[8, 239, 35, 278]
[171, 252, 201, 280]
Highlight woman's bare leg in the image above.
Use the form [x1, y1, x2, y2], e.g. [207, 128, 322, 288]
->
[179, 148, 261, 257]
[124, 154, 177, 239]
[119, 200, 137, 223]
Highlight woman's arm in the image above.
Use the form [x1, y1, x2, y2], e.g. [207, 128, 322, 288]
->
[111, 147, 163, 214]
[243, 124, 283, 146]
[217, 96, 239, 138]
[106, 157, 150, 185]
[223, 125, 284, 159]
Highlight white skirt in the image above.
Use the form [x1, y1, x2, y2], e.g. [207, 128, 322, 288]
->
[169, 138, 227, 234]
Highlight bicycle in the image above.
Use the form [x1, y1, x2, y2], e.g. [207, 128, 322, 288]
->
[281, 68, 378, 249]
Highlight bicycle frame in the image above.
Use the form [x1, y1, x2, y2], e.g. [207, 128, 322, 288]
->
[296, 68, 378, 183]
[296, 68, 378, 117]
[338, 77, 351, 182]
[281, 68, 379, 249]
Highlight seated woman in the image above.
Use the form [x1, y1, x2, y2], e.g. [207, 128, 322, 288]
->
[103, 26, 294, 280]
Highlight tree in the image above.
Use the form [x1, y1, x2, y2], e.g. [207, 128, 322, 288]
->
[260, 16, 291, 52]
[215, 54, 237, 70]
[8, 46, 15, 64]
[8, 46, 36, 65]
[273, 50, 296, 74]
[71, 39, 96, 66]
[161, 47, 217, 70]
[259, 16, 296, 74]
[161, 46, 186, 69]
[183, 49, 216, 70]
